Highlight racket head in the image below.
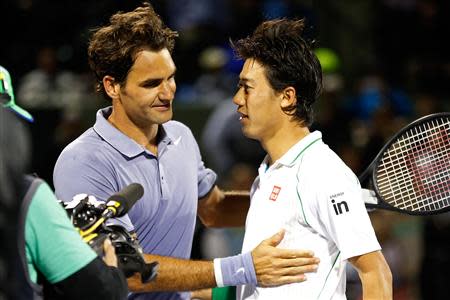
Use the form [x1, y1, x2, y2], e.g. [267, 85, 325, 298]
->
[370, 112, 450, 215]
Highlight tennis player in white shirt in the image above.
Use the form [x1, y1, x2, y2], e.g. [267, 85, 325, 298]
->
[229, 18, 392, 300]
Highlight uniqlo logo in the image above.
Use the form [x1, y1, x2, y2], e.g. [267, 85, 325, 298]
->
[269, 186, 282, 201]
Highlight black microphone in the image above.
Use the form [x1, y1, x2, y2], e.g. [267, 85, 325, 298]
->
[102, 183, 144, 218]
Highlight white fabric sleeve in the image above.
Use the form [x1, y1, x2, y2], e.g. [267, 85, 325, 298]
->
[314, 172, 381, 261]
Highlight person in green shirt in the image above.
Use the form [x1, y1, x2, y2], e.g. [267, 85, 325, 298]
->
[1, 65, 128, 299]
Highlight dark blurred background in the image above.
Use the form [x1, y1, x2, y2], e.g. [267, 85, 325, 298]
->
[1, 1, 449, 299]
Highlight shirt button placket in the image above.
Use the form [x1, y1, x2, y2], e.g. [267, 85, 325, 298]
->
[159, 165, 168, 201]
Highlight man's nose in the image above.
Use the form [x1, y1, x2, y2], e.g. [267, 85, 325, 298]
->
[159, 81, 175, 100]
[232, 91, 244, 106]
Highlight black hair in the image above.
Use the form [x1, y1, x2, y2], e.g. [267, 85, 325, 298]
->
[232, 18, 323, 127]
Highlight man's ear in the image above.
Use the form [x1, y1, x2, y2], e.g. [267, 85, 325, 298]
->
[280, 86, 297, 110]
[103, 75, 120, 99]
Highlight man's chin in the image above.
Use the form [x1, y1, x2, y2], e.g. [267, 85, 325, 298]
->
[154, 111, 173, 124]
[241, 127, 259, 140]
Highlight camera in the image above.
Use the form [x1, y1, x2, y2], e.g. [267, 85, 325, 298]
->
[62, 186, 158, 283]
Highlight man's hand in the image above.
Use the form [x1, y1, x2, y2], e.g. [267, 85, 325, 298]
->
[102, 238, 118, 267]
[251, 230, 319, 287]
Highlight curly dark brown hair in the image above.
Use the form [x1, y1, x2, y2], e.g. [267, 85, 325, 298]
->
[88, 2, 178, 99]
[232, 19, 322, 127]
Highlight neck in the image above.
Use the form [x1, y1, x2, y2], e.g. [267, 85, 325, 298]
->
[108, 104, 159, 150]
[262, 123, 310, 165]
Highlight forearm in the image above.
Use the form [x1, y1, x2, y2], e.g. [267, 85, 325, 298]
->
[359, 269, 392, 299]
[198, 188, 250, 227]
[128, 254, 216, 292]
[129, 251, 259, 292]
[349, 251, 392, 300]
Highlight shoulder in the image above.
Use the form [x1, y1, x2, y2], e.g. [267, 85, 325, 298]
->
[26, 180, 74, 236]
[54, 128, 116, 184]
[27, 181, 65, 220]
[57, 127, 112, 164]
[299, 141, 358, 187]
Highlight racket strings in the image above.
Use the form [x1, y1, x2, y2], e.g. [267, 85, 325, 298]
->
[377, 124, 449, 188]
[385, 126, 449, 210]
[392, 120, 450, 211]
[375, 117, 450, 212]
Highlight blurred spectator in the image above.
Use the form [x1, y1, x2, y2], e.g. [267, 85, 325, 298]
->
[346, 72, 413, 122]
[199, 96, 266, 259]
[338, 71, 413, 174]
[193, 46, 237, 106]
[16, 46, 86, 184]
[17, 46, 84, 123]
[311, 47, 352, 156]
[201, 100, 265, 178]
[176, 46, 238, 105]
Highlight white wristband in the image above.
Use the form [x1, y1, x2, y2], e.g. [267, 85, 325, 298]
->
[213, 258, 224, 287]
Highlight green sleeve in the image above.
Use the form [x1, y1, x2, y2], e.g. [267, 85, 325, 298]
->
[212, 286, 236, 300]
[25, 182, 97, 283]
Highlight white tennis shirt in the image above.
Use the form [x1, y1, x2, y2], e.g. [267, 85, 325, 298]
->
[237, 131, 381, 300]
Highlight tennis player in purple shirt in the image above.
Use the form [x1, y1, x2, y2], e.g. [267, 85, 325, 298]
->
[53, 3, 319, 300]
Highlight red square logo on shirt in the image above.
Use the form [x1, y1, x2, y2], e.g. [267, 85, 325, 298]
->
[269, 186, 281, 201]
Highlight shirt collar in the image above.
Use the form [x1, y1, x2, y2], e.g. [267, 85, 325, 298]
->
[259, 131, 323, 173]
[93, 107, 173, 158]
[278, 131, 322, 166]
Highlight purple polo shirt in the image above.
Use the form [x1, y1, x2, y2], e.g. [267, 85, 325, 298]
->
[54, 107, 217, 300]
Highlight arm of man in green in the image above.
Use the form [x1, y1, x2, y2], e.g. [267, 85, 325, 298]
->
[23, 178, 127, 299]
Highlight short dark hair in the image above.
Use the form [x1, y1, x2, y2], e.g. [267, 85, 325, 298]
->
[232, 19, 322, 127]
[88, 2, 178, 99]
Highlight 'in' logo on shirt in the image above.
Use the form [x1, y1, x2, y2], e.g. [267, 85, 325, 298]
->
[269, 186, 282, 201]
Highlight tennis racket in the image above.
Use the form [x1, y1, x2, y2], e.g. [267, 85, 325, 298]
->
[360, 112, 450, 215]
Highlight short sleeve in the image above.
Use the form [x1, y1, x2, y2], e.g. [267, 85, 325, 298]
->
[25, 181, 97, 283]
[310, 171, 381, 260]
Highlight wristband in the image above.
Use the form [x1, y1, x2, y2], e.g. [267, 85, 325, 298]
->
[213, 258, 224, 287]
[213, 252, 257, 287]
